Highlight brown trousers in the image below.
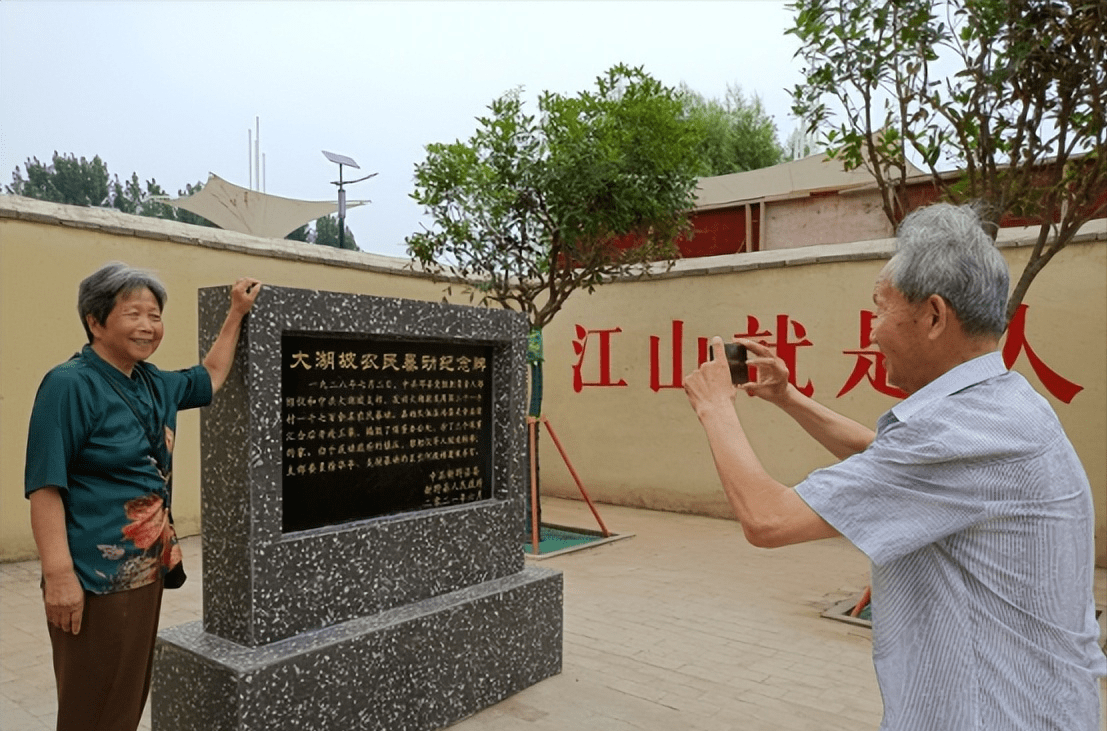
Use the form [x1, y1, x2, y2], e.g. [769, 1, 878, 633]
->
[47, 579, 164, 731]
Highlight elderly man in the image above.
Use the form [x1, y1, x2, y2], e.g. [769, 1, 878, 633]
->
[684, 203, 1105, 730]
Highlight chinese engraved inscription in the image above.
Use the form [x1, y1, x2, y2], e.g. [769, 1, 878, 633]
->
[281, 333, 494, 532]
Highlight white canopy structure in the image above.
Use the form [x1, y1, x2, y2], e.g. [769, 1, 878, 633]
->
[158, 173, 367, 238]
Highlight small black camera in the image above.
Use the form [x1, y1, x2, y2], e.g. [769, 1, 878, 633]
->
[709, 342, 749, 385]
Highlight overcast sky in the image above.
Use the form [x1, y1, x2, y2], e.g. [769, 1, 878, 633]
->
[0, 1, 805, 258]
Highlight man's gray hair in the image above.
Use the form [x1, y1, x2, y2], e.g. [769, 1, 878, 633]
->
[886, 203, 1009, 337]
[78, 262, 168, 343]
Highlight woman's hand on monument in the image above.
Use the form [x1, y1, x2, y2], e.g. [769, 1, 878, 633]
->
[205, 278, 263, 393]
[230, 278, 262, 316]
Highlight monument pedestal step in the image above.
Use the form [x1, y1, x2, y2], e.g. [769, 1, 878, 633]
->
[153, 566, 562, 731]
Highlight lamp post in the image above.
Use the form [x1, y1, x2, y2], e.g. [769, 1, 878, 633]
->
[322, 150, 376, 249]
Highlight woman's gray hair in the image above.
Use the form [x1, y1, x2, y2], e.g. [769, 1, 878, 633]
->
[78, 262, 168, 343]
[886, 203, 1009, 337]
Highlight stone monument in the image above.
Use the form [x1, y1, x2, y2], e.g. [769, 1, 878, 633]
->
[152, 286, 563, 731]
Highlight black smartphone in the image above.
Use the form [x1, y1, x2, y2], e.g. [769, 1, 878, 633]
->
[709, 342, 749, 385]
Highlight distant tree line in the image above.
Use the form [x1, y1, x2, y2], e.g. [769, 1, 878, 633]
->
[679, 83, 784, 175]
[6, 152, 216, 228]
[5, 151, 355, 249]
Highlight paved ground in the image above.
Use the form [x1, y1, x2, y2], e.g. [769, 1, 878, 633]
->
[3, 497, 1104, 731]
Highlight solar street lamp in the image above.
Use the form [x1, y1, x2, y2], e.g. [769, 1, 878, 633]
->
[322, 150, 377, 249]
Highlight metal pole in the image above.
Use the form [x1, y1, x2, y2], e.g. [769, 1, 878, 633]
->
[255, 117, 260, 193]
[528, 418, 540, 554]
[540, 417, 612, 537]
[338, 164, 345, 249]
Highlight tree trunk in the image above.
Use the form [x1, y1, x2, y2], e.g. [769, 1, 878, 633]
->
[1007, 255, 1048, 326]
[1005, 226, 1067, 326]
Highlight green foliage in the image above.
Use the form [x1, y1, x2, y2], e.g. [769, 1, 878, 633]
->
[312, 214, 357, 249]
[7, 153, 112, 207]
[285, 223, 311, 242]
[5, 151, 216, 227]
[407, 63, 702, 332]
[787, 0, 1106, 321]
[679, 83, 784, 175]
[285, 215, 357, 249]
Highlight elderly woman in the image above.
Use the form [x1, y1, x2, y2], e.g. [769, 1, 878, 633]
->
[25, 262, 261, 731]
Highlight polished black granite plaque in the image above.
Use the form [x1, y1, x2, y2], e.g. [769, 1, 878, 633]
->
[281, 333, 495, 532]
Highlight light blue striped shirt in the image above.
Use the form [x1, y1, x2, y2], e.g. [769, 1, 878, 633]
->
[797, 352, 1105, 730]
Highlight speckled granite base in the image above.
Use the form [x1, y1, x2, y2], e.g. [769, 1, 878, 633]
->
[153, 566, 562, 731]
[152, 287, 562, 731]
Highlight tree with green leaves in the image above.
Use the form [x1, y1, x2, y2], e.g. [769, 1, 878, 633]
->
[110, 172, 167, 217]
[788, 0, 1106, 323]
[313, 214, 357, 249]
[286, 216, 357, 249]
[409, 64, 702, 533]
[6, 152, 217, 227]
[680, 83, 784, 176]
[408, 64, 702, 423]
[285, 223, 311, 242]
[7, 153, 113, 207]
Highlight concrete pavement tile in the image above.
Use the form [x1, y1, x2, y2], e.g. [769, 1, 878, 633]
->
[631, 649, 686, 672]
[656, 689, 721, 717]
[761, 666, 843, 691]
[19, 695, 58, 720]
[606, 677, 667, 703]
[781, 686, 849, 715]
[488, 696, 549, 723]
[573, 656, 660, 687]
[0, 705, 49, 731]
[656, 673, 716, 700]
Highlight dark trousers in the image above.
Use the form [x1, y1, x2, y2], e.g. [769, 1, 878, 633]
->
[47, 579, 164, 731]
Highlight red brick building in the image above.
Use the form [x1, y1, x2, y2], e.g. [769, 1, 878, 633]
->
[679, 153, 1106, 258]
